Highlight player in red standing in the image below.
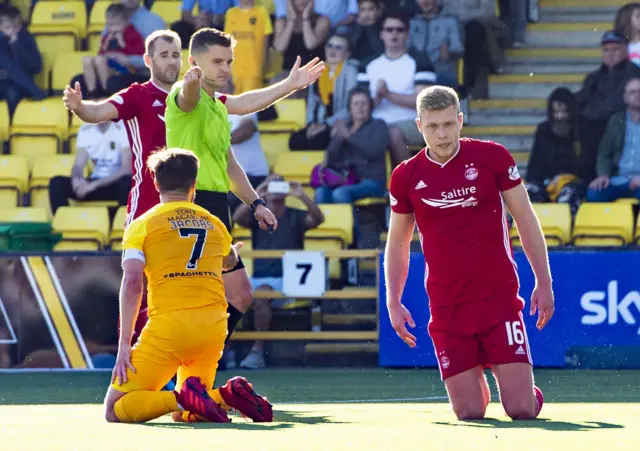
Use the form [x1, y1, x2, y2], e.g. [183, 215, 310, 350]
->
[385, 85, 554, 421]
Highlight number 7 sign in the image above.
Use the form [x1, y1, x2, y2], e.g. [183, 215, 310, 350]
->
[282, 251, 326, 297]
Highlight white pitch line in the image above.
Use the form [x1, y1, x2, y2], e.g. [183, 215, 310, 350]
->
[282, 396, 449, 404]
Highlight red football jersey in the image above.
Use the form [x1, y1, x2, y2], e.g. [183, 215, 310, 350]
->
[108, 81, 169, 226]
[389, 138, 524, 309]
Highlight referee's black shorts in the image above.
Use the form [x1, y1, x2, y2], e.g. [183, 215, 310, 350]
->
[195, 189, 245, 274]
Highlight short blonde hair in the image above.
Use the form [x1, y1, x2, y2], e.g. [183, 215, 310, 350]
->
[416, 85, 460, 116]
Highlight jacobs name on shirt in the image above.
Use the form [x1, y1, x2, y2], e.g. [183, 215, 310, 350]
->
[167, 208, 215, 231]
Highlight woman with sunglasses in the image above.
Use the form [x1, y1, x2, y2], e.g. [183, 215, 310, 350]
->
[289, 33, 359, 150]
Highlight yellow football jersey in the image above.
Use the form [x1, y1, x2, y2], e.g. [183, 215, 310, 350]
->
[122, 201, 232, 316]
[224, 6, 273, 79]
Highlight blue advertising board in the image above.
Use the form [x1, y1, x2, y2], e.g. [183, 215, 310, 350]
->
[378, 251, 640, 368]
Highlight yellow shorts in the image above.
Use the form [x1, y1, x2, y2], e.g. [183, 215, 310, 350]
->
[111, 305, 228, 393]
[232, 75, 263, 94]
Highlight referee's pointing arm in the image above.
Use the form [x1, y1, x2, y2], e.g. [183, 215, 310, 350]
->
[177, 66, 203, 113]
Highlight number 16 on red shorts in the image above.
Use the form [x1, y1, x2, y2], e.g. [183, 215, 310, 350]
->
[429, 311, 533, 381]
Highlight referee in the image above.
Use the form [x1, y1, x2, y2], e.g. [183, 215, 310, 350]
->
[165, 27, 324, 340]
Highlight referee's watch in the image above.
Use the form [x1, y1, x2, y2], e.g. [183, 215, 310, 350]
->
[250, 198, 266, 214]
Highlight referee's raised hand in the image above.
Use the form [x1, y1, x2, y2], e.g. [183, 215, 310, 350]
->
[184, 66, 203, 86]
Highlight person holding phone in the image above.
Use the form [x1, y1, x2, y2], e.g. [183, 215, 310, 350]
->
[231, 174, 325, 369]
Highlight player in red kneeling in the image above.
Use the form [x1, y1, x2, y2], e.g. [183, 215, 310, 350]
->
[385, 86, 553, 420]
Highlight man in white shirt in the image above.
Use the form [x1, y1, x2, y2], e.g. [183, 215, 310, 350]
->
[48, 121, 132, 214]
[357, 12, 435, 166]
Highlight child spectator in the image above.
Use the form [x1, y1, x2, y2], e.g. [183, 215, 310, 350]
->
[82, 3, 145, 98]
[224, 0, 273, 93]
[0, 6, 44, 116]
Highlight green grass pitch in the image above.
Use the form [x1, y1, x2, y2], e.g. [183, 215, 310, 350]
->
[1, 368, 638, 450]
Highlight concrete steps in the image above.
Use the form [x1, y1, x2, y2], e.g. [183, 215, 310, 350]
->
[525, 22, 611, 48]
[469, 99, 545, 126]
[461, 125, 535, 153]
[488, 74, 583, 99]
[506, 48, 600, 64]
[503, 61, 597, 74]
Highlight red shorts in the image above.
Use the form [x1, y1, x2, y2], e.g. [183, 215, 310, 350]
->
[429, 310, 532, 380]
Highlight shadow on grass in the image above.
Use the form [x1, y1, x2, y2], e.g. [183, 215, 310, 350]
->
[433, 418, 624, 431]
[142, 409, 346, 430]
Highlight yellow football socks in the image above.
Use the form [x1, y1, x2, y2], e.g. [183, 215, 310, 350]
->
[209, 388, 230, 411]
[114, 391, 179, 423]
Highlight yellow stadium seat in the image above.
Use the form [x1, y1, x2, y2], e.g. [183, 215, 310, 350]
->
[259, 133, 292, 169]
[636, 211, 640, 244]
[285, 186, 315, 209]
[264, 47, 283, 80]
[616, 198, 639, 205]
[109, 205, 127, 248]
[0, 101, 9, 142]
[231, 224, 251, 241]
[306, 204, 353, 246]
[52, 206, 110, 251]
[0, 156, 29, 207]
[52, 51, 93, 93]
[304, 237, 341, 279]
[29, 155, 77, 217]
[87, 0, 114, 53]
[151, 1, 182, 25]
[573, 203, 634, 247]
[273, 151, 324, 184]
[9, 99, 69, 168]
[34, 51, 52, 93]
[259, 99, 306, 132]
[0, 207, 48, 223]
[238, 238, 253, 277]
[30, 1, 87, 61]
[511, 203, 571, 247]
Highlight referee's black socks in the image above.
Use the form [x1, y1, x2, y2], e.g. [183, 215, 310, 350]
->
[225, 303, 244, 343]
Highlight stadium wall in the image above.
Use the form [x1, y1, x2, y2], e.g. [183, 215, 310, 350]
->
[378, 251, 640, 369]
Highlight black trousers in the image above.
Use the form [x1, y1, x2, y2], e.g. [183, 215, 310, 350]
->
[48, 175, 130, 214]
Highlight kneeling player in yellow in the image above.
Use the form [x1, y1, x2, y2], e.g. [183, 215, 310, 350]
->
[103, 148, 273, 423]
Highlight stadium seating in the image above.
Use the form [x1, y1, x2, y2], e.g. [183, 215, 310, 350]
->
[109, 206, 127, 250]
[29, 154, 77, 217]
[29, 1, 87, 62]
[573, 203, 634, 247]
[0, 207, 48, 223]
[260, 99, 306, 132]
[52, 51, 93, 94]
[511, 203, 572, 247]
[0, 156, 29, 207]
[52, 206, 110, 250]
[258, 133, 291, 169]
[273, 151, 324, 184]
[0, 101, 9, 143]
[34, 51, 52, 93]
[87, 0, 112, 53]
[180, 50, 190, 77]
[151, 1, 183, 25]
[636, 210, 640, 244]
[306, 204, 354, 279]
[9, 99, 69, 168]
[68, 112, 86, 151]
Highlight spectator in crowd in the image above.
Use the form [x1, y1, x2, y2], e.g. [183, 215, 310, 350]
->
[172, 0, 233, 48]
[358, 12, 435, 166]
[232, 174, 325, 369]
[586, 78, 640, 202]
[349, 0, 383, 66]
[0, 6, 44, 116]
[408, 0, 464, 87]
[289, 33, 358, 150]
[82, 4, 145, 99]
[615, 2, 640, 66]
[273, 0, 358, 31]
[502, 0, 527, 47]
[272, 0, 331, 92]
[525, 88, 595, 215]
[443, 0, 507, 95]
[314, 87, 388, 204]
[220, 80, 270, 213]
[71, 0, 164, 96]
[575, 31, 640, 154]
[224, 0, 273, 93]
[48, 121, 132, 214]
